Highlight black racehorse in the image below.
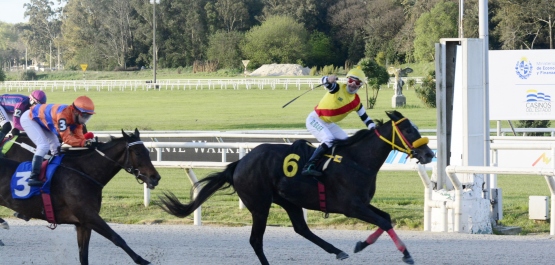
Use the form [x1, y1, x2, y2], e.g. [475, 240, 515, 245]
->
[159, 111, 435, 265]
[0, 129, 161, 265]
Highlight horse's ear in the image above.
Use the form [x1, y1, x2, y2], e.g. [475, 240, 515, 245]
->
[121, 129, 129, 140]
[385, 110, 404, 121]
[134, 128, 140, 137]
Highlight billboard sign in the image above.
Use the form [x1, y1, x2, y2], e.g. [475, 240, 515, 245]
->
[489, 50, 555, 120]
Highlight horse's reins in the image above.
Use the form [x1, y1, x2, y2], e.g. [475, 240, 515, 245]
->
[374, 118, 429, 158]
[9, 138, 147, 186]
[93, 140, 148, 184]
[317, 118, 429, 217]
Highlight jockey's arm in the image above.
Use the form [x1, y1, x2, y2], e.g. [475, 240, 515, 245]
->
[59, 124, 87, 147]
[12, 105, 25, 130]
[356, 104, 375, 129]
[321, 76, 340, 94]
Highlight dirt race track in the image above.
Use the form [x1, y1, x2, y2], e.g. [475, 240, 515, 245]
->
[1, 218, 554, 265]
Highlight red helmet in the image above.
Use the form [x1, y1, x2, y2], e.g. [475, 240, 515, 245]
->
[72, 96, 95, 114]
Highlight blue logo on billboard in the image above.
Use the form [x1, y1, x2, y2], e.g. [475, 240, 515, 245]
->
[527, 89, 551, 102]
[526, 89, 551, 113]
[515, 57, 533, 79]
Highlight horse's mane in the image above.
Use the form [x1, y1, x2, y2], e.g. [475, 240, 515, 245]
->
[331, 118, 389, 147]
[63, 133, 136, 156]
[331, 129, 371, 147]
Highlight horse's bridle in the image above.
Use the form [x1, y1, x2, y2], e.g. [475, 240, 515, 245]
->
[374, 118, 429, 158]
[94, 140, 148, 184]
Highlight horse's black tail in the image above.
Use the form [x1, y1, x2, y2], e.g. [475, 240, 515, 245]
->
[157, 160, 239, 218]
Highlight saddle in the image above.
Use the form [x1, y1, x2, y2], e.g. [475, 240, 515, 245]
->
[284, 140, 343, 178]
[10, 155, 64, 227]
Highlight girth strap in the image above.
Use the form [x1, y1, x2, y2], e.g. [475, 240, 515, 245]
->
[41, 193, 57, 229]
[317, 181, 329, 218]
[39, 160, 57, 229]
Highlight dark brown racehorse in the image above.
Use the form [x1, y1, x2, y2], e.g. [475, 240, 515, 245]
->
[0, 129, 161, 265]
[159, 111, 435, 264]
[0, 134, 38, 233]
[2, 133, 37, 161]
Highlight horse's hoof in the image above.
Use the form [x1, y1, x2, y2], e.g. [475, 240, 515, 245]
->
[0, 221, 8, 230]
[138, 258, 151, 265]
[0, 239, 4, 246]
[353, 241, 368, 253]
[402, 255, 414, 264]
[336, 251, 349, 260]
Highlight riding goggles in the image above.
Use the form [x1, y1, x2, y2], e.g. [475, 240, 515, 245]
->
[347, 77, 362, 86]
[77, 112, 93, 124]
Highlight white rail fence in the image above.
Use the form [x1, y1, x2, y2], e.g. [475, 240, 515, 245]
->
[135, 135, 555, 232]
[1, 77, 424, 92]
[0, 79, 322, 92]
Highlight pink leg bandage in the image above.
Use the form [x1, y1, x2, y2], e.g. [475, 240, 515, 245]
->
[387, 228, 406, 253]
[364, 228, 384, 244]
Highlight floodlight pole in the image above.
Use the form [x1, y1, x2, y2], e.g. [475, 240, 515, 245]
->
[459, 0, 464, 38]
[151, 0, 159, 84]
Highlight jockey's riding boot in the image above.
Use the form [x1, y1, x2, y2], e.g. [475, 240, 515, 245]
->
[302, 144, 329, 177]
[27, 155, 44, 187]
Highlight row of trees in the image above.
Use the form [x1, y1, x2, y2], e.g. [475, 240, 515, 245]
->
[0, 0, 554, 71]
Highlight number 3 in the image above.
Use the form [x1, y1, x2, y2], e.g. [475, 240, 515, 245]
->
[58, 119, 67, 131]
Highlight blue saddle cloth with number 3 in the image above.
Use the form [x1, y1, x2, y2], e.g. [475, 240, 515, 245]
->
[10, 155, 64, 199]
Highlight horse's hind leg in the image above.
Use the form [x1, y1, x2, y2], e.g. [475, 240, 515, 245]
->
[238, 183, 275, 264]
[76, 225, 92, 265]
[274, 197, 348, 261]
[248, 206, 271, 265]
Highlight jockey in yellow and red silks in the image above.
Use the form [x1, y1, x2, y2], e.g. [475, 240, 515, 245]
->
[302, 67, 375, 176]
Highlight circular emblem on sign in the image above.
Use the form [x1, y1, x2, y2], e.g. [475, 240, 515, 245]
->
[515, 58, 533, 79]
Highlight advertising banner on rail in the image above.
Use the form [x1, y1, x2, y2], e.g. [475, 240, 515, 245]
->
[496, 149, 554, 168]
[489, 50, 555, 120]
[112, 135, 437, 166]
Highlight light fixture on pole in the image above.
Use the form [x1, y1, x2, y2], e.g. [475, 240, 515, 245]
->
[150, 0, 160, 86]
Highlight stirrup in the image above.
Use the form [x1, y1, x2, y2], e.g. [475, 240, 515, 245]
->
[302, 165, 322, 176]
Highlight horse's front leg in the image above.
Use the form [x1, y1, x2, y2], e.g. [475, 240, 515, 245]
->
[350, 204, 414, 265]
[84, 214, 150, 265]
[76, 224, 92, 265]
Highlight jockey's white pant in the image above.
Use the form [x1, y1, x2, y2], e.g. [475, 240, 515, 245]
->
[306, 110, 348, 148]
[0, 106, 14, 127]
[20, 110, 60, 157]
